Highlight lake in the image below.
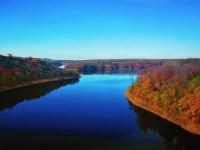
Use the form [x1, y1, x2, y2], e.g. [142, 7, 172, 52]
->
[0, 74, 199, 150]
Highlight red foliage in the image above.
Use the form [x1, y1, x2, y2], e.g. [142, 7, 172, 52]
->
[0, 65, 6, 73]
[13, 67, 21, 75]
[130, 60, 200, 124]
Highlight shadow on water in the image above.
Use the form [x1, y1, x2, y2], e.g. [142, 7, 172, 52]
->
[128, 101, 200, 150]
[0, 74, 199, 150]
[0, 78, 79, 112]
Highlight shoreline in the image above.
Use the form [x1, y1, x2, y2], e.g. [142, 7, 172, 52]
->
[125, 88, 200, 136]
[0, 76, 79, 92]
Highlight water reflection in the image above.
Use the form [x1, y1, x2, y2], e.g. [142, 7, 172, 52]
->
[80, 69, 143, 74]
[129, 102, 200, 150]
[0, 74, 199, 150]
[0, 78, 79, 112]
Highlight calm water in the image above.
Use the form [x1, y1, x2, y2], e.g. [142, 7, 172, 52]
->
[0, 74, 199, 150]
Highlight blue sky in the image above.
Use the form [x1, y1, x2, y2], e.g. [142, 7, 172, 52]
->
[0, 0, 200, 59]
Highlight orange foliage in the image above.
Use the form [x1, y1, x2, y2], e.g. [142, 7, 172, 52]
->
[130, 60, 200, 124]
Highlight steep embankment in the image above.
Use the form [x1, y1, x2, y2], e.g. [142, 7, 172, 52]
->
[126, 60, 200, 135]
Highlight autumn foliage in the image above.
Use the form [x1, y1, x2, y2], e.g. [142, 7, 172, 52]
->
[64, 59, 162, 72]
[130, 59, 200, 124]
[0, 54, 79, 88]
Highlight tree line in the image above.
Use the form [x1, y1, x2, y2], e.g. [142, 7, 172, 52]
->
[129, 59, 200, 124]
[0, 54, 79, 87]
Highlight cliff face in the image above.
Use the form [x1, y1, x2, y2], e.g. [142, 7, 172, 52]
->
[125, 60, 200, 135]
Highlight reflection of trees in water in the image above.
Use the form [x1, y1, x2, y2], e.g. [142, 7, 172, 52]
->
[80, 69, 143, 74]
[0, 79, 79, 112]
[129, 102, 200, 150]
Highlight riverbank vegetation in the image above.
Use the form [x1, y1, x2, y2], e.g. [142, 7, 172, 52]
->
[0, 54, 79, 89]
[64, 59, 162, 72]
[127, 59, 200, 134]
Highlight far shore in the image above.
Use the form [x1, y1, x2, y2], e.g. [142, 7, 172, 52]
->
[0, 76, 79, 92]
[125, 88, 200, 136]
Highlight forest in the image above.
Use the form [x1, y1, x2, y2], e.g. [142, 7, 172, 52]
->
[128, 59, 200, 128]
[0, 54, 79, 88]
[64, 59, 163, 72]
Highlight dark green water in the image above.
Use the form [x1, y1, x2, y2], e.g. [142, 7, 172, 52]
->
[0, 74, 199, 150]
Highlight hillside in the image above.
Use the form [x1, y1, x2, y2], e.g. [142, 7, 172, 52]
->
[126, 59, 200, 135]
[0, 54, 79, 90]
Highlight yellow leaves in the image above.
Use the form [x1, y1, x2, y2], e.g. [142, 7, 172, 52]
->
[178, 94, 200, 123]
[193, 87, 200, 96]
[129, 61, 200, 124]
